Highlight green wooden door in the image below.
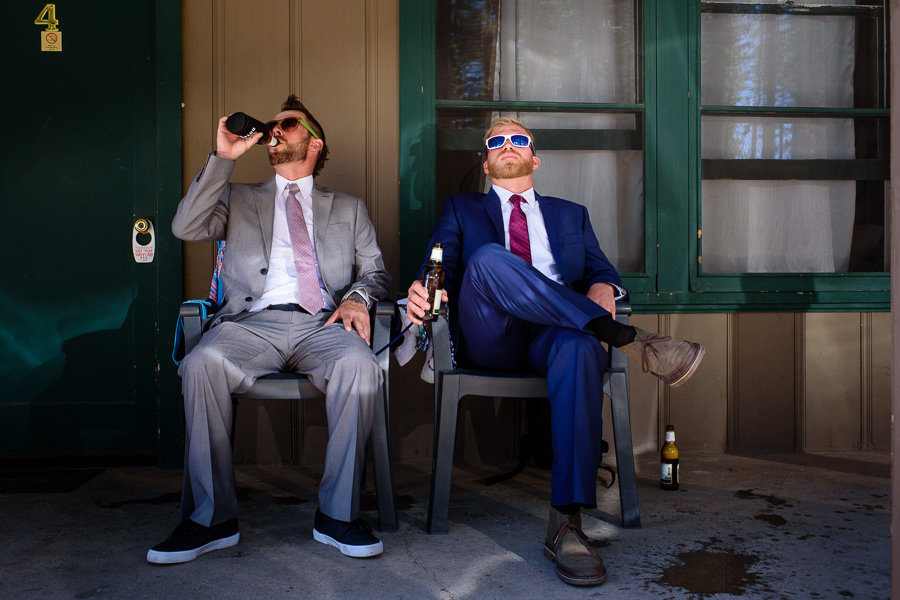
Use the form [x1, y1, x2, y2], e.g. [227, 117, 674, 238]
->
[0, 1, 182, 462]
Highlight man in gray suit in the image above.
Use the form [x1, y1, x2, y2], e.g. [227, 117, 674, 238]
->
[148, 95, 391, 564]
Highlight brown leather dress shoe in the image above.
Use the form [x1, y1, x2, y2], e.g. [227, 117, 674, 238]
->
[543, 511, 607, 586]
[620, 326, 705, 387]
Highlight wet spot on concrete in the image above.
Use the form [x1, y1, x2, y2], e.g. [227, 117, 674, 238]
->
[99, 491, 180, 508]
[735, 489, 791, 509]
[755, 513, 787, 527]
[652, 547, 760, 596]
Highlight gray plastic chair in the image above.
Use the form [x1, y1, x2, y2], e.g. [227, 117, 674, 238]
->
[179, 301, 398, 532]
[426, 302, 641, 534]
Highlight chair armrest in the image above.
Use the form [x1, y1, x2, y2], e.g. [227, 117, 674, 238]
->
[610, 300, 631, 371]
[372, 301, 394, 373]
[431, 316, 454, 373]
[614, 299, 631, 322]
[180, 302, 206, 355]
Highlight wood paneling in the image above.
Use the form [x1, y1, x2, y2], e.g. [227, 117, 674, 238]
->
[869, 312, 891, 450]
[668, 313, 728, 453]
[732, 313, 796, 452]
[804, 313, 862, 451]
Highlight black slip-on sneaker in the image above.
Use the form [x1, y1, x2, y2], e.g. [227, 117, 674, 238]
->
[313, 508, 383, 558]
[147, 518, 239, 565]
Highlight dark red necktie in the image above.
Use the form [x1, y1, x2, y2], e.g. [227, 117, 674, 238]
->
[509, 194, 532, 264]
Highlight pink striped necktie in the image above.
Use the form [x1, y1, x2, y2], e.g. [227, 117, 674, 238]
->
[285, 183, 324, 314]
[508, 194, 532, 264]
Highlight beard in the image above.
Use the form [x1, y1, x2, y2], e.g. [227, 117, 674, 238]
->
[268, 137, 310, 167]
[485, 151, 533, 179]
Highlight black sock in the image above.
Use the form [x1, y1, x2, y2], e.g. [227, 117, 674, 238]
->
[589, 316, 637, 347]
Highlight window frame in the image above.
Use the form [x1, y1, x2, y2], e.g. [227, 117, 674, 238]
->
[398, 0, 890, 313]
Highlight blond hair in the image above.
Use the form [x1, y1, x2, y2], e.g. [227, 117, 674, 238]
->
[483, 117, 535, 148]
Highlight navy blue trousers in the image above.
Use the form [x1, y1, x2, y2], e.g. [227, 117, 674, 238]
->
[457, 244, 610, 508]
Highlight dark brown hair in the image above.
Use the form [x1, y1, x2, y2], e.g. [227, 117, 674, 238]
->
[281, 94, 329, 177]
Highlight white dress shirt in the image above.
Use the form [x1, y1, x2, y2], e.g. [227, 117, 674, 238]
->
[493, 185, 564, 284]
[492, 184, 626, 299]
[249, 174, 335, 312]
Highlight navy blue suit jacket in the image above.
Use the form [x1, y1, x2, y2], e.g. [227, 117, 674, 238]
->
[419, 190, 623, 341]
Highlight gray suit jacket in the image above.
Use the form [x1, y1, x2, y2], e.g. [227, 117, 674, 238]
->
[173, 153, 390, 323]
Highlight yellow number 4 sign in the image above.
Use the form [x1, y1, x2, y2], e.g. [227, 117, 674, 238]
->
[35, 4, 62, 52]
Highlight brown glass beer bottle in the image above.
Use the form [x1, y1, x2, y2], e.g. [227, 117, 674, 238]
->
[423, 243, 445, 320]
[660, 425, 679, 490]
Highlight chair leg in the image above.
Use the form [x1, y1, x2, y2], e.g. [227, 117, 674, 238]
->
[608, 357, 641, 529]
[370, 385, 398, 532]
[426, 374, 462, 534]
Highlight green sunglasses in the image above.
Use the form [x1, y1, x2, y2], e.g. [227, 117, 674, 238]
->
[266, 117, 320, 139]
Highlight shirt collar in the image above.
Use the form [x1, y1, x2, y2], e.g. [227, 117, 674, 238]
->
[492, 184, 536, 206]
[275, 174, 315, 200]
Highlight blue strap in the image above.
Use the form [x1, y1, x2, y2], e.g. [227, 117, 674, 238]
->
[209, 240, 226, 306]
[172, 299, 214, 365]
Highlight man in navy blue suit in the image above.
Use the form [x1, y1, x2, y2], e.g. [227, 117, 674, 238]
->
[406, 117, 704, 587]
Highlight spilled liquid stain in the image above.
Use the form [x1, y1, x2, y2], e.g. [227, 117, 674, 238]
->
[735, 489, 791, 509]
[653, 547, 760, 597]
[754, 513, 787, 527]
[587, 538, 612, 550]
[735, 488, 790, 528]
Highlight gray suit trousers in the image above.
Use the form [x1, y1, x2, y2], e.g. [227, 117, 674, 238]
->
[177, 308, 381, 526]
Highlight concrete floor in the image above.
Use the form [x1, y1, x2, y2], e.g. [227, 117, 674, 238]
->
[0, 452, 890, 599]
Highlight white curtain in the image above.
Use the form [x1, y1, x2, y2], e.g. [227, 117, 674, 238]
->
[701, 1, 857, 273]
[486, 0, 643, 273]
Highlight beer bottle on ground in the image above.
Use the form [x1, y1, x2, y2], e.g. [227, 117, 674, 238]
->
[423, 243, 445, 321]
[660, 425, 679, 490]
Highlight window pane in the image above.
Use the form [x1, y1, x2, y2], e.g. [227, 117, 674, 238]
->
[701, 1, 885, 109]
[700, 116, 887, 273]
[700, 1, 888, 275]
[703, 116, 861, 160]
[436, 109, 644, 272]
[702, 180, 860, 273]
[436, 0, 639, 104]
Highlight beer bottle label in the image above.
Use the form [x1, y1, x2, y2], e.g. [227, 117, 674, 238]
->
[432, 291, 443, 315]
[660, 463, 673, 484]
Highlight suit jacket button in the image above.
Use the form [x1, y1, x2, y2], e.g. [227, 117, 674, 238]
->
[245, 296, 253, 302]
[260, 268, 268, 275]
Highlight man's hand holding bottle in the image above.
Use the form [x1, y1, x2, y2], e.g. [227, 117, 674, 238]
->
[406, 280, 448, 326]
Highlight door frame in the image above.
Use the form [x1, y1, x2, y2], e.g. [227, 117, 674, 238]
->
[152, 0, 184, 468]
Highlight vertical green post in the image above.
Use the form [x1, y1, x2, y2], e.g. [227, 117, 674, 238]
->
[653, 0, 693, 293]
[155, 0, 184, 468]
[398, 0, 437, 284]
